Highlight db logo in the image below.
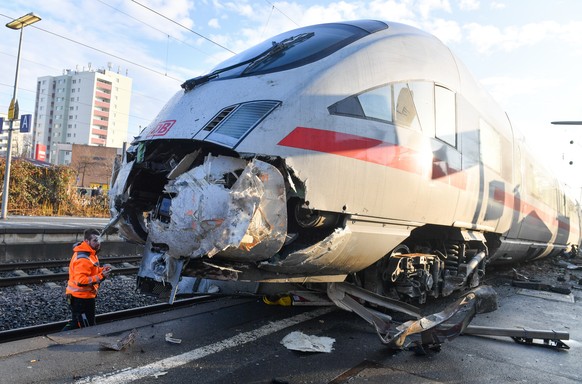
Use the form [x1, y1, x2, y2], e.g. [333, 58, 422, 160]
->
[148, 120, 176, 137]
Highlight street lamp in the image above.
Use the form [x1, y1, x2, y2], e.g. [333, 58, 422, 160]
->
[1, 12, 41, 220]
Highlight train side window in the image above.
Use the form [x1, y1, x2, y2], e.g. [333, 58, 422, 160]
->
[394, 83, 420, 130]
[480, 119, 502, 174]
[435, 86, 456, 147]
[408, 82, 434, 134]
[328, 95, 365, 118]
[358, 85, 393, 122]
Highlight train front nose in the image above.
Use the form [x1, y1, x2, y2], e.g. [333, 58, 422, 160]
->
[148, 155, 288, 260]
[132, 155, 288, 301]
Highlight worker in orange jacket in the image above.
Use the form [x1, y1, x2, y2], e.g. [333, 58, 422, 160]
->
[62, 228, 111, 331]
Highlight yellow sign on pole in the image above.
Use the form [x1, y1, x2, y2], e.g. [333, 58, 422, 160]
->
[7, 99, 18, 120]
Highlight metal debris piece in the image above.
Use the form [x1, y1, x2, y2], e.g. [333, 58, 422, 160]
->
[165, 332, 182, 344]
[328, 283, 498, 351]
[463, 325, 570, 349]
[512, 280, 572, 295]
[281, 331, 335, 353]
[512, 268, 529, 281]
[100, 329, 138, 351]
[556, 260, 582, 270]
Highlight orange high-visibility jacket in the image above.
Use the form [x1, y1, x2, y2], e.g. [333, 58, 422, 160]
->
[65, 241, 106, 299]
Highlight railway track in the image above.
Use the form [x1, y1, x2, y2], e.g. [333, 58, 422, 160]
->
[0, 295, 216, 344]
[0, 256, 141, 287]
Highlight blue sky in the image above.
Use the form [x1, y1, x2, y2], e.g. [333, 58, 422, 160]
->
[0, 0, 581, 190]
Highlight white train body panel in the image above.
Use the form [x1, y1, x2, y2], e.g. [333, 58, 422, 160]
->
[110, 20, 580, 302]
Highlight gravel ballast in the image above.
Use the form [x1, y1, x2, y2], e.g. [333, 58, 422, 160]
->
[0, 276, 161, 331]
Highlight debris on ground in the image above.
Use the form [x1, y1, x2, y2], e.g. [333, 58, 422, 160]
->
[281, 331, 335, 353]
[100, 329, 138, 351]
[165, 332, 182, 344]
[487, 251, 582, 296]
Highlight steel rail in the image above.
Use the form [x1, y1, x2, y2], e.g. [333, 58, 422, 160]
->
[0, 267, 139, 287]
[0, 256, 142, 272]
[0, 295, 216, 344]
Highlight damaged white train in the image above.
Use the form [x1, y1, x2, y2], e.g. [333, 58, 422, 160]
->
[108, 20, 580, 347]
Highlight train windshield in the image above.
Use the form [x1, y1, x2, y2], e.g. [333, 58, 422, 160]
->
[211, 20, 388, 78]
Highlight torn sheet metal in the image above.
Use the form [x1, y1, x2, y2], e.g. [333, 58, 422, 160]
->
[385, 285, 497, 351]
[328, 282, 497, 351]
[108, 160, 148, 244]
[281, 331, 335, 353]
[138, 241, 186, 303]
[259, 227, 352, 274]
[148, 155, 287, 261]
[109, 159, 134, 207]
[100, 329, 138, 351]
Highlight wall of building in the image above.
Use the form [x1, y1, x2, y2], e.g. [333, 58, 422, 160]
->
[70, 143, 121, 188]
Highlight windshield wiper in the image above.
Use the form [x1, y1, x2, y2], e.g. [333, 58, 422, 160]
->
[181, 32, 314, 92]
[241, 32, 314, 75]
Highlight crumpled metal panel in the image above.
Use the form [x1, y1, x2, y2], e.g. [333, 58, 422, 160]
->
[107, 160, 148, 245]
[137, 238, 186, 303]
[259, 228, 352, 274]
[148, 155, 287, 261]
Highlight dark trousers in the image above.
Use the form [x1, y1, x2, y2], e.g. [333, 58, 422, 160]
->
[62, 295, 96, 331]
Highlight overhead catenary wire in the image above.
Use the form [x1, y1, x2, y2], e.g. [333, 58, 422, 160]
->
[263, 0, 300, 27]
[95, 0, 212, 57]
[131, 0, 237, 54]
[32, 25, 183, 83]
[0, 1, 302, 129]
[0, 12, 183, 130]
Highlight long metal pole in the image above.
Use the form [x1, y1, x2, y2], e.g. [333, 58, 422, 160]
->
[1, 27, 24, 219]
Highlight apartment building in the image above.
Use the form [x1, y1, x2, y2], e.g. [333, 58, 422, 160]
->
[33, 67, 132, 165]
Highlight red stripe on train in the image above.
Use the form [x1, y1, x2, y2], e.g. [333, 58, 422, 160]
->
[278, 127, 466, 188]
